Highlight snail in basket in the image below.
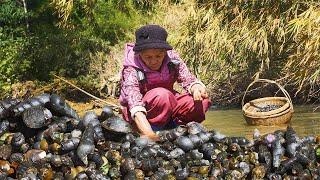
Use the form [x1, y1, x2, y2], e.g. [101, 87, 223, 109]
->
[256, 104, 282, 112]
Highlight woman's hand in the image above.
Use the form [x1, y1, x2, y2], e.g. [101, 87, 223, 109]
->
[134, 111, 160, 142]
[191, 84, 209, 101]
[141, 133, 160, 142]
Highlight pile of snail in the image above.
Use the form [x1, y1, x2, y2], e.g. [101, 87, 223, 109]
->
[0, 93, 319, 179]
[256, 104, 282, 112]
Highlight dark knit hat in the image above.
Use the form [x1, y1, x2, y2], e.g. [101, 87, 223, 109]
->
[133, 25, 173, 52]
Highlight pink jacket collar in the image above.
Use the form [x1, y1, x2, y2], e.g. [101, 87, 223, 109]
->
[123, 43, 178, 72]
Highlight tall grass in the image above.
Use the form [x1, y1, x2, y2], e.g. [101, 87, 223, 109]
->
[172, 0, 320, 104]
[285, 7, 320, 93]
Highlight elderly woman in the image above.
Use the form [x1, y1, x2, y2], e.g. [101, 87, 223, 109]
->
[119, 24, 211, 141]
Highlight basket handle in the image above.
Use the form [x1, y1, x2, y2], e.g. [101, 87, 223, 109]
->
[241, 79, 293, 109]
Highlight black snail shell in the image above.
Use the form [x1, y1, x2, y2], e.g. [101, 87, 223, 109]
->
[81, 111, 105, 141]
[77, 124, 95, 165]
[12, 93, 50, 116]
[0, 120, 10, 137]
[22, 106, 52, 129]
[121, 158, 136, 175]
[123, 133, 136, 143]
[176, 167, 189, 180]
[101, 116, 132, 134]
[175, 136, 194, 152]
[49, 94, 80, 120]
[188, 134, 203, 147]
[170, 148, 185, 159]
[159, 125, 188, 142]
[187, 122, 207, 135]
[0, 98, 20, 119]
[99, 106, 115, 121]
[11, 132, 25, 148]
[86, 167, 110, 180]
[0, 144, 12, 160]
[9, 153, 24, 164]
[82, 111, 99, 127]
[189, 149, 204, 160]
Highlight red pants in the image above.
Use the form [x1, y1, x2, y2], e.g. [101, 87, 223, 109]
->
[122, 87, 211, 129]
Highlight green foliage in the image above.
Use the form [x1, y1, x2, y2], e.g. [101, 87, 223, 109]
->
[24, 26, 93, 80]
[0, 0, 32, 95]
[51, 0, 149, 43]
[0, 0, 152, 97]
[24, 0, 149, 82]
[0, 30, 31, 93]
[83, 0, 144, 44]
[0, 0, 30, 25]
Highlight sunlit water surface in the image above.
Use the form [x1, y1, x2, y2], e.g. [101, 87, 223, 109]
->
[202, 105, 320, 139]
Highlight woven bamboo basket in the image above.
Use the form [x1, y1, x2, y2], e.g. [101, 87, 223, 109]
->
[242, 79, 294, 126]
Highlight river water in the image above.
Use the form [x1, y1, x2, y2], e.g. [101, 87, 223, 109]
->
[202, 105, 320, 139]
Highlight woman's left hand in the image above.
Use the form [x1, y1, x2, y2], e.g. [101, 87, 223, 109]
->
[191, 84, 209, 101]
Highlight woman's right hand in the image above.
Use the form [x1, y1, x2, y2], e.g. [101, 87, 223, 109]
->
[141, 133, 160, 142]
[134, 111, 160, 142]
[191, 83, 209, 101]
